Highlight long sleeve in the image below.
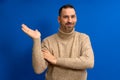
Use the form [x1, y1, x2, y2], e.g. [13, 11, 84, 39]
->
[56, 35, 94, 70]
[32, 38, 48, 74]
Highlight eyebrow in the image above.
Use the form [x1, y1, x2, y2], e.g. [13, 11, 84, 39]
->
[62, 14, 76, 17]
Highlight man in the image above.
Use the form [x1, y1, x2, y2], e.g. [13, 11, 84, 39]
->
[21, 4, 94, 80]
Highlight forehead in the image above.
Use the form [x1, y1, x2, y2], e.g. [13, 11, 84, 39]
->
[61, 8, 76, 16]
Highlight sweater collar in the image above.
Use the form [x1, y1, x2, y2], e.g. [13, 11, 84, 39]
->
[57, 28, 75, 39]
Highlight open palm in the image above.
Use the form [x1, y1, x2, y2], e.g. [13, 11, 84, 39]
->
[21, 24, 41, 39]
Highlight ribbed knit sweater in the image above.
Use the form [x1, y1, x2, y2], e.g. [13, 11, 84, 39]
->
[32, 29, 94, 80]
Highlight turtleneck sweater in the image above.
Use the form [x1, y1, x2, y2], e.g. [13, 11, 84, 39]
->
[32, 29, 94, 80]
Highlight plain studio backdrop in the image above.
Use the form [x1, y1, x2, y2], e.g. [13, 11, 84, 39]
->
[0, 0, 120, 80]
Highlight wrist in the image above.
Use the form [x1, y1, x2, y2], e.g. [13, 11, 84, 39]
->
[52, 57, 57, 64]
[33, 38, 41, 42]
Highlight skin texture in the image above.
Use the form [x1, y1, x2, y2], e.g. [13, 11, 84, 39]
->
[58, 8, 77, 33]
[21, 24, 40, 39]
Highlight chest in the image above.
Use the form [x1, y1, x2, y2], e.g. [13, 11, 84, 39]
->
[49, 36, 82, 58]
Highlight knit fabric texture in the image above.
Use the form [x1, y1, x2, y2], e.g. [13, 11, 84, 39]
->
[32, 29, 94, 80]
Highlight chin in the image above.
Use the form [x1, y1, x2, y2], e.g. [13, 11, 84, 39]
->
[67, 28, 73, 32]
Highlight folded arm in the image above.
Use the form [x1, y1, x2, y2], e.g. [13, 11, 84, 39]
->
[43, 35, 94, 70]
[55, 36, 94, 70]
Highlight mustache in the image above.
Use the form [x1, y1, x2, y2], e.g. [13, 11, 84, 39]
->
[65, 22, 73, 25]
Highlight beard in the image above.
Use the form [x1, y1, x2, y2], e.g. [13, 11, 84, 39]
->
[64, 22, 75, 32]
[60, 22, 76, 33]
[64, 25, 73, 32]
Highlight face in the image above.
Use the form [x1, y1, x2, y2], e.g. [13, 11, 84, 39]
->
[58, 8, 77, 33]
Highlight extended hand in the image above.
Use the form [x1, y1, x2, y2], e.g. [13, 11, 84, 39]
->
[21, 24, 41, 39]
[42, 49, 57, 64]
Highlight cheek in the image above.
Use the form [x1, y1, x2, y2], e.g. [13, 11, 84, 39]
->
[61, 20, 67, 24]
[73, 19, 77, 23]
[75, 18, 77, 22]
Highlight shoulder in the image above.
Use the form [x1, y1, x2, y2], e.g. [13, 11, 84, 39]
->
[75, 31, 91, 43]
[75, 31, 89, 39]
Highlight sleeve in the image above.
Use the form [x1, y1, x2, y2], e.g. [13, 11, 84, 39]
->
[32, 38, 48, 74]
[55, 34, 94, 70]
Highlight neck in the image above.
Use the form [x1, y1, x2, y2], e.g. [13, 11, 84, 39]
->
[57, 28, 75, 40]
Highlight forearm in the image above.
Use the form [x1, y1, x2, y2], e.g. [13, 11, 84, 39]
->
[32, 38, 47, 74]
[55, 35, 94, 70]
[56, 54, 94, 70]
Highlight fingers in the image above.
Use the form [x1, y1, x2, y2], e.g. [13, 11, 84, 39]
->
[43, 51, 50, 59]
[21, 24, 34, 35]
[42, 50, 57, 64]
[21, 24, 27, 29]
[42, 49, 50, 53]
[21, 24, 30, 31]
[35, 29, 38, 32]
[21, 27, 30, 34]
[42, 49, 50, 58]
[21, 24, 41, 38]
[42, 49, 46, 52]
[42, 51, 49, 60]
[21, 24, 28, 28]
[21, 24, 28, 33]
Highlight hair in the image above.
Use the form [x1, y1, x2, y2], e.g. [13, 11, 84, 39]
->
[58, 4, 76, 16]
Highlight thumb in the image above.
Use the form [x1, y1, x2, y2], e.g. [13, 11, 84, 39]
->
[35, 29, 39, 31]
[35, 29, 41, 36]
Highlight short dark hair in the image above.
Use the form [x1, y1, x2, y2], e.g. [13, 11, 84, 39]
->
[58, 4, 75, 16]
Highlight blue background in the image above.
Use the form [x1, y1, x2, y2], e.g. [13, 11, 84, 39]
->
[0, 0, 120, 80]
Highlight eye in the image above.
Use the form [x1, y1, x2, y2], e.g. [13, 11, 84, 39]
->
[71, 15, 76, 18]
[63, 16, 68, 18]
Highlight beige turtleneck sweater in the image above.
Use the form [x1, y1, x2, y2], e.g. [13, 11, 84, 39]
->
[32, 29, 94, 80]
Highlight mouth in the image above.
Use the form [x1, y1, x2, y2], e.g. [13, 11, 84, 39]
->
[66, 23, 73, 26]
[66, 25, 72, 27]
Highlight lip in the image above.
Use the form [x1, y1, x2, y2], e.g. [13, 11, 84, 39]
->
[66, 24, 73, 26]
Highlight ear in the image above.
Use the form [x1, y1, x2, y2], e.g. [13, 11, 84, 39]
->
[58, 16, 60, 23]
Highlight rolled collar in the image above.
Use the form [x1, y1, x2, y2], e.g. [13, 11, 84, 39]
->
[57, 28, 75, 40]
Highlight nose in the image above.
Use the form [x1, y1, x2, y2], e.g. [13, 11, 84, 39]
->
[68, 17, 72, 22]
